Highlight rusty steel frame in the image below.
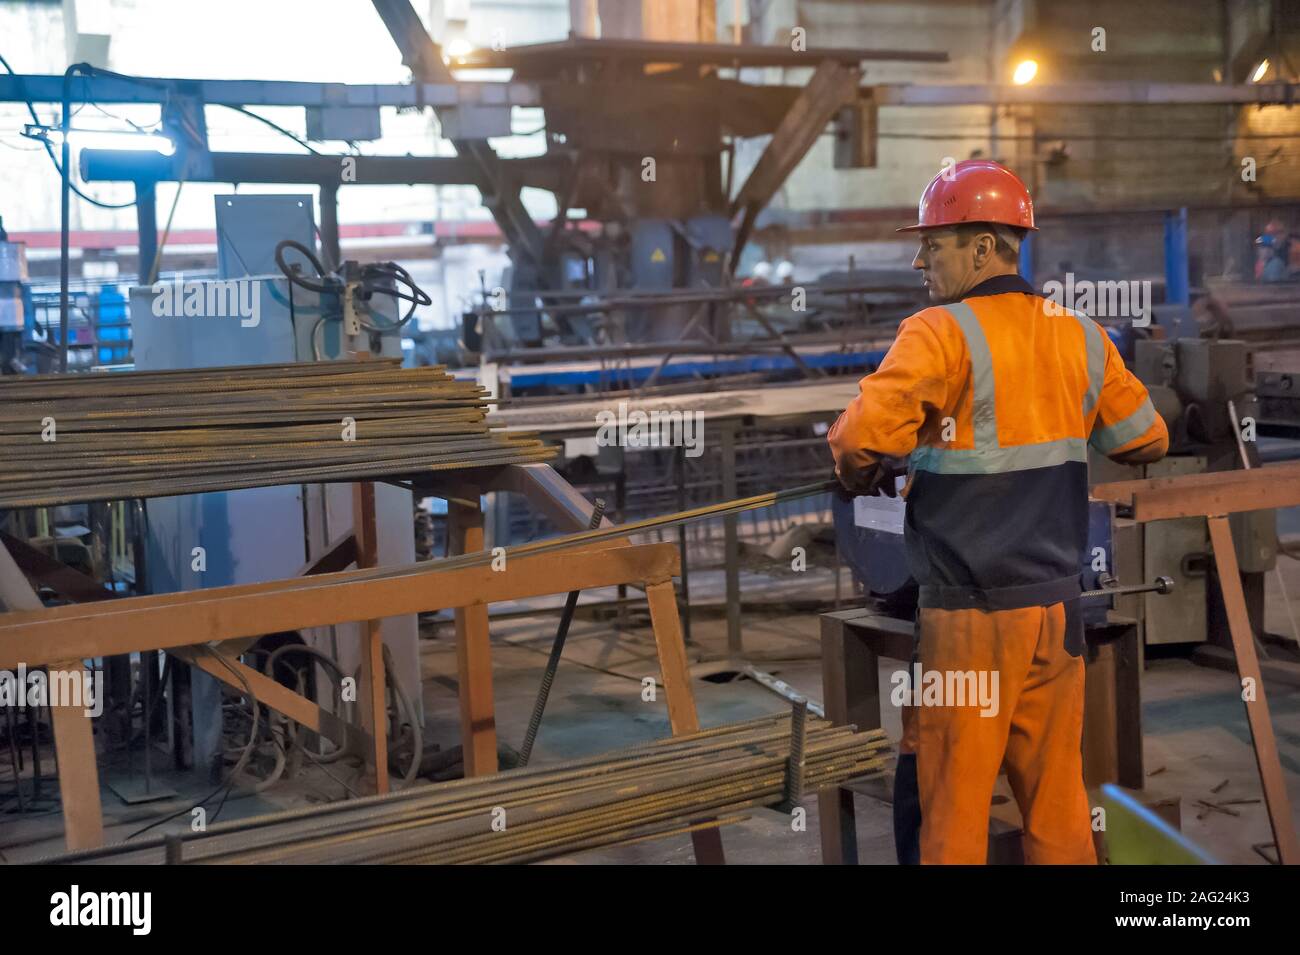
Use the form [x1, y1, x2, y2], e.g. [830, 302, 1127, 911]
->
[1092, 465, 1300, 865]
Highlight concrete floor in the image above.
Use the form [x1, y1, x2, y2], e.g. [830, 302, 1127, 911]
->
[4, 563, 1300, 864]
[418, 590, 1300, 865]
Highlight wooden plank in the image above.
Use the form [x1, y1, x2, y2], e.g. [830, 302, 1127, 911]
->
[1206, 516, 1300, 864]
[298, 531, 357, 577]
[827, 610, 891, 730]
[0, 531, 113, 603]
[448, 491, 498, 776]
[1135, 478, 1300, 522]
[357, 617, 389, 794]
[1091, 464, 1300, 521]
[0, 539, 103, 849]
[816, 610, 912, 865]
[47, 670, 104, 850]
[1082, 641, 1118, 788]
[645, 577, 725, 865]
[0, 542, 681, 669]
[495, 464, 621, 537]
[352, 481, 389, 795]
[1091, 460, 1300, 505]
[818, 610, 869, 865]
[420, 464, 628, 547]
[1113, 621, 1145, 789]
[645, 579, 704, 735]
[169, 645, 367, 752]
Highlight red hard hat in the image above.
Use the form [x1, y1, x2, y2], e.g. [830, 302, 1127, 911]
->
[898, 159, 1037, 232]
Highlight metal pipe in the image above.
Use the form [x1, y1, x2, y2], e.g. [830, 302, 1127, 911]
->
[58, 66, 73, 373]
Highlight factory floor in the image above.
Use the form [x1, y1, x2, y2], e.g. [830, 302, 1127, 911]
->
[3, 568, 1299, 864]
[412, 563, 1300, 865]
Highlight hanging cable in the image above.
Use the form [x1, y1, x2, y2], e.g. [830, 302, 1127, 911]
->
[0, 54, 137, 210]
[216, 103, 323, 155]
[146, 179, 185, 285]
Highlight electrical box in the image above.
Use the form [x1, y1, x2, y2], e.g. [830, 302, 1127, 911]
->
[685, 215, 731, 288]
[215, 194, 318, 278]
[438, 105, 511, 139]
[631, 219, 675, 289]
[305, 106, 383, 142]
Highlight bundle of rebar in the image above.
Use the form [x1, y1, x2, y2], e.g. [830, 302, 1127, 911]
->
[0, 359, 554, 507]
[48, 712, 888, 865]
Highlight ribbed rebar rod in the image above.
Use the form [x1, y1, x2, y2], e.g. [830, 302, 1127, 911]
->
[0, 361, 550, 506]
[42, 716, 887, 865]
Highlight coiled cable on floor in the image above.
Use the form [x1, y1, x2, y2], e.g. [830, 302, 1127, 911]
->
[227, 642, 422, 791]
[265, 643, 353, 766]
[381, 644, 423, 788]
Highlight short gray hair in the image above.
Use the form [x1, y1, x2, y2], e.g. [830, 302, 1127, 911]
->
[952, 222, 1026, 261]
[991, 224, 1024, 256]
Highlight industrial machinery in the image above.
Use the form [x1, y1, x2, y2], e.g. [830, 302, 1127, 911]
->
[272, 238, 431, 357]
[1121, 336, 1282, 648]
[3, 8, 942, 806]
[0, 222, 40, 374]
[401, 28, 942, 353]
[30, 1, 944, 377]
[118, 193, 430, 788]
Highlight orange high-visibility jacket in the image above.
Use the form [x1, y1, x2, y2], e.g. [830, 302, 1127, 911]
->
[828, 275, 1168, 641]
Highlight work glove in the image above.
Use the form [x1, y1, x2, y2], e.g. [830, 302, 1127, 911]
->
[834, 455, 907, 498]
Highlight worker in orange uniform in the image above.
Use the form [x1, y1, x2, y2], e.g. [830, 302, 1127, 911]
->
[828, 160, 1168, 865]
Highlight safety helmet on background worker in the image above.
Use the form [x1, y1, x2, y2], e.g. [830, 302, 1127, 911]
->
[774, 260, 794, 283]
[898, 159, 1037, 233]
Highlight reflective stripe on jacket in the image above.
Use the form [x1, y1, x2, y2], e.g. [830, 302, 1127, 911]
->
[828, 274, 1169, 615]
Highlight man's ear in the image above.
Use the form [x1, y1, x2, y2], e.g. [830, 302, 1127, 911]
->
[974, 231, 997, 266]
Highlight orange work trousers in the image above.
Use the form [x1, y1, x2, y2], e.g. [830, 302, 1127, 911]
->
[899, 602, 1097, 864]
